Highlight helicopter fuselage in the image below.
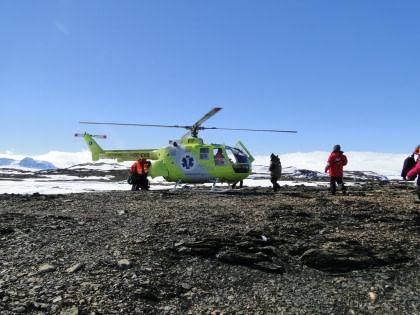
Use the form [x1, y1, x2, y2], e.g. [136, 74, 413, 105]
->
[150, 137, 253, 183]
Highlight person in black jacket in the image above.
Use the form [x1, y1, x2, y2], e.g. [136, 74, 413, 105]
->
[269, 153, 282, 192]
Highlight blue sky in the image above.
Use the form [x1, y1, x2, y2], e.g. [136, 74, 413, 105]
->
[1, 0, 419, 156]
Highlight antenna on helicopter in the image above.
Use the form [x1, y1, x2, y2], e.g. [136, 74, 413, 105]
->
[80, 107, 297, 137]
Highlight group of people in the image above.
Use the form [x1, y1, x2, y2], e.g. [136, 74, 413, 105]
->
[128, 144, 420, 201]
[323, 144, 420, 201]
[269, 144, 348, 195]
[272, 143, 420, 201]
[127, 147, 345, 194]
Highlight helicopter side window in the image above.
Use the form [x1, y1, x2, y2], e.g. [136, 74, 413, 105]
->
[214, 148, 226, 166]
[200, 148, 210, 160]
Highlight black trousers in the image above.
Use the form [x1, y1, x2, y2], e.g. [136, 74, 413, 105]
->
[271, 177, 280, 191]
[329, 176, 346, 194]
[132, 175, 150, 191]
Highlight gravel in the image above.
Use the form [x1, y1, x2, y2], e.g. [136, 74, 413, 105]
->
[1, 180, 419, 314]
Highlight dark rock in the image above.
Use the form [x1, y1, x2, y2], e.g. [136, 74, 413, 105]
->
[0, 182, 419, 314]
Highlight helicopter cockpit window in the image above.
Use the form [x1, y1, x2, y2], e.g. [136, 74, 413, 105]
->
[200, 148, 210, 160]
[214, 148, 227, 166]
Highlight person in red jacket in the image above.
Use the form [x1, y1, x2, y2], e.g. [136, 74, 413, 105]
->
[130, 158, 151, 191]
[406, 144, 420, 202]
[325, 144, 348, 195]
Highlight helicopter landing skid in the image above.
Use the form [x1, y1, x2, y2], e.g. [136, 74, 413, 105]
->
[208, 178, 235, 193]
[188, 178, 231, 193]
[210, 178, 220, 192]
[169, 178, 240, 193]
[169, 179, 183, 192]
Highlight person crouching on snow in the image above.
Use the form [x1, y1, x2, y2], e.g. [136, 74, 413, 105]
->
[130, 158, 151, 191]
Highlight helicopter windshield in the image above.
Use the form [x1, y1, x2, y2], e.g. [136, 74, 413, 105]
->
[225, 146, 249, 163]
[225, 146, 251, 173]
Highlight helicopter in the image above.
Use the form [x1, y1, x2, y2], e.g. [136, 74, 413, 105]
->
[75, 107, 297, 191]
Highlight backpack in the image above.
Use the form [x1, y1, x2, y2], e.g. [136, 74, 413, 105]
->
[127, 172, 140, 185]
[401, 154, 416, 180]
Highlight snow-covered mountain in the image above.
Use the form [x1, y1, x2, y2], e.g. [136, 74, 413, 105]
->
[0, 158, 15, 166]
[0, 157, 56, 170]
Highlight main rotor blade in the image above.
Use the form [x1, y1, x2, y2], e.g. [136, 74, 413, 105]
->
[182, 107, 222, 138]
[201, 127, 298, 133]
[80, 122, 192, 129]
[193, 107, 222, 128]
[80, 122, 297, 133]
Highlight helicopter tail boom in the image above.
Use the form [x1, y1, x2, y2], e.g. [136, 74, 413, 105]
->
[75, 133, 159, 162]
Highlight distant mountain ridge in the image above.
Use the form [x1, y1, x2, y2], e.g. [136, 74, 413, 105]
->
[0, 157, 56, 170]
[252, 165, 389, 181]
[0, 159, 389, 181]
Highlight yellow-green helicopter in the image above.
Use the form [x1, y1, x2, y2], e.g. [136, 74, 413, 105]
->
[75, 108, 296, 191]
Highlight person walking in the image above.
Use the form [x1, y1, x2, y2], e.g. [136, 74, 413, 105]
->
[406, 144, 420, 202]
[130, 158, 151, 191]
[269, 153, 282, 192]
[325, 145, 348, 195]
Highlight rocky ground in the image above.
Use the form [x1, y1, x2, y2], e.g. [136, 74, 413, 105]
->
[1, 179, 420, 314]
